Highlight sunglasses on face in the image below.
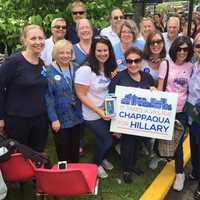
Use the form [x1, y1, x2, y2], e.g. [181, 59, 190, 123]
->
[53, 25, 67, 30]
[177, 47, 189, 52]
[126, 58, 142, 65]
[94, 35, 109, 41]
[72, 11, 85, 15]
[113, 16, 124, 20]
[195, 44, 200, 49]
[150, 39, 163, 46]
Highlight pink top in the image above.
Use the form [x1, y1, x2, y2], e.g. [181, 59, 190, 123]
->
[159, 59, 192, 112]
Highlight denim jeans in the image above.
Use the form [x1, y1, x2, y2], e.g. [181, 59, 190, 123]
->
[85, 119, 112, 166]
[175, 112, 188, 174]
[189, 121, 200, 178]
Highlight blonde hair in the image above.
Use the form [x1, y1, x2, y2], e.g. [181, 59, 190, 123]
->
[51, 18, 66, 28]
[71, 1, 87, 12]
[52, 39, 75, 61]
[76, 18, 92, 32]
[117, 19, 139, 41]
[20, 24, 44, 47]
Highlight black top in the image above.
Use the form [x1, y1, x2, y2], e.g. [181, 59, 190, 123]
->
[109, 69, 155, 93]
[65, 23, 100, 44]
[0, 53, 48, 119]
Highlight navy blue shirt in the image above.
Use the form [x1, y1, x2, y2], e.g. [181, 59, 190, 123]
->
[0, 53, 48, 119]
[109, 69, 154, 93]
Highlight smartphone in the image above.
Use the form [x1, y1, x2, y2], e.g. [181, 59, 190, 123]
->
[105, 94, 116, 117]
[58, 161, 67, 169]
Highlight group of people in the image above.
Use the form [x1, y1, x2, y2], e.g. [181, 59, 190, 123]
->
[0, 1, 200, 199]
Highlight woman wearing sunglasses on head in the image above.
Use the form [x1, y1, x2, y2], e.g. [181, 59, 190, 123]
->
[109, 47, 155, 184]
[185, 33, 200, 200]
[75, 36, 117, 178]
[158, 36, 193, 191]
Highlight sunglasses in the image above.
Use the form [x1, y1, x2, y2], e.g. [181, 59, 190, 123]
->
[94, 35, 109, 41]
[177, 47, 189, 52]
[53, 25, 67, 30]
[72, 11, 85, 15]
[150, 39, 163, 46]
[113, 16, 124, 20]
[126, 58, 142, 65]
[195, 44, 200, 49]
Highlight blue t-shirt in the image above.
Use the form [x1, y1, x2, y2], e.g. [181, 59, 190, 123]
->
[114, 39, 145, 72]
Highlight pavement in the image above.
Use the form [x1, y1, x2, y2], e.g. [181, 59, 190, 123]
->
[165, 162, 199, 200]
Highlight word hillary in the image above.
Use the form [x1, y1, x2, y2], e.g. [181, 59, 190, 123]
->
[121, 94, 172, 111]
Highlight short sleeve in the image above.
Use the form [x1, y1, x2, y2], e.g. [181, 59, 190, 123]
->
[159, 60, 168, 80]
[75, 66, 92, 86]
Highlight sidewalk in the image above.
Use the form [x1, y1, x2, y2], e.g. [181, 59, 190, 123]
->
[166, 162, 198, 200]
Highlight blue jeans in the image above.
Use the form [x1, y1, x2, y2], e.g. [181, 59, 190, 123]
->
[175, 112, 188, 173]
[189, 121, 200, 178]
[85, 119, 112, 166]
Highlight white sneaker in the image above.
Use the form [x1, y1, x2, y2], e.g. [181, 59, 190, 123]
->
[98, 165, 108, 178]
[115, 144, 121, 155]
[149, 157, 166, 170]
[173, 173, 185, 191]
[102, 159, 114, 170]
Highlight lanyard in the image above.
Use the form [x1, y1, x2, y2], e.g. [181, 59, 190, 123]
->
[56, 62, 74, 91]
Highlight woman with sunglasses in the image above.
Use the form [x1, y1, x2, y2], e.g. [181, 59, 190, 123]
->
[185, 33, 200, 200]
[75, 36, 117, 178]
[113, 20, 145, 72]
[141, 30, 166, 167]
[158, 36, 193, 191]
[109, 47, 155, 184]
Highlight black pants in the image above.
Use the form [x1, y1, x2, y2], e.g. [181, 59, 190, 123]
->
[53, 124, 81, 163]
[5, 114, 49, 152]
[120, 134, 140, 172]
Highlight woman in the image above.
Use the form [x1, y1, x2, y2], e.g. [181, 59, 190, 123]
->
[75, 36, 117, 178]
[141, 30, 166, 164]
[185, 33, 200, 199]
[113, 19, 145, 72]
[73, 18, 92, 66]
[109, 47, 155, 184]
[158, 36, 193, 191]
[45, 39, 83, 163]
[0, 24, 48, 152]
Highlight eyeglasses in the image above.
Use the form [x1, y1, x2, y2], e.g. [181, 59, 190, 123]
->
[150, 39, 163, 46]
[113, 16, 124, 20]
[126, 58, 142, 65]
[177, 47, 189, 52]
[195, 44, 200, 49]
[72, 11, 85, 15]
[53, 25, 67, 30]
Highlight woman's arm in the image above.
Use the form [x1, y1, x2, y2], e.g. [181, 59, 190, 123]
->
[157, 78, 164, 91]
[75, 83, 110, 121]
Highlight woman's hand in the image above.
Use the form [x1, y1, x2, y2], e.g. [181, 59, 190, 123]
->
[52, 120, 61, 133]
[97, 109, 111, 121]
[150, 86, 157, 91]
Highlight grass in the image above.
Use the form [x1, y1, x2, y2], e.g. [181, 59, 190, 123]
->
[6, 130, 165, 200]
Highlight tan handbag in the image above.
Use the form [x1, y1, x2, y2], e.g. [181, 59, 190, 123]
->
[158, 120, 184, 158]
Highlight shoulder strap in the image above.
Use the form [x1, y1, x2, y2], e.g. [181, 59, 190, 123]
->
[163, 59, 169, 91]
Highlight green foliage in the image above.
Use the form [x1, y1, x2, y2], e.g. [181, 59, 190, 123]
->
[0, 0, 133, 54]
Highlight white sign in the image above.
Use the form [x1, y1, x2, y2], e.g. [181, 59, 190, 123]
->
[110, 86, 178, 140]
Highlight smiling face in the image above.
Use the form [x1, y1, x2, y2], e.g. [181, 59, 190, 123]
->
[126, 52, 142, 76]
[24, 28, 45, 55]
[120, 25, 134, 45]
[167, 18, 180, 40]
[111, 9, 124, 30]
[149, 33, 164, 56]
[141, 20, 155, 39]
[95, 42, 109, 65]
[77, 19, 92, 41]
[176, 43, 189, 64]
[56, 46, 73, 66]
[51, 20, 67, 40]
